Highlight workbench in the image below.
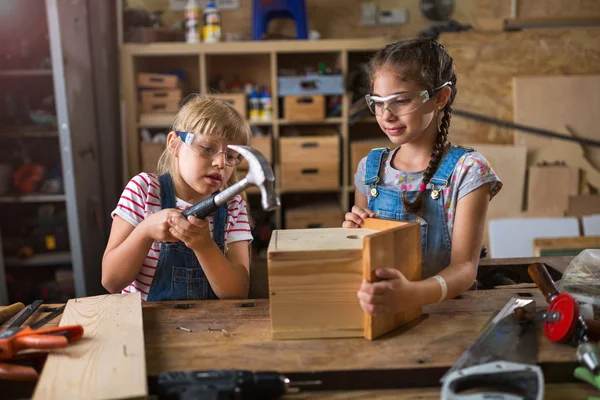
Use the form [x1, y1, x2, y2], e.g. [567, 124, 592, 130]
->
[5, 256, 599, 399]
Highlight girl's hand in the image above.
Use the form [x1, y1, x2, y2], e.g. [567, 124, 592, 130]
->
[357, 268, 416, 316]
[343, 206, 375, 228]
[168, 214, 212, 251]
[140, 208, 182, 242]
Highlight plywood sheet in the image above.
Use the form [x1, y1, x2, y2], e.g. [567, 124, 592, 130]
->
[513, 75, 600, 189]
[32, 293, 147, 400]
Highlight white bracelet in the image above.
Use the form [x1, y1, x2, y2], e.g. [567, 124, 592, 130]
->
[432, 275, 447, 303]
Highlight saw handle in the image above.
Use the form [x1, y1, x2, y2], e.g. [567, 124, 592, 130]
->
[528, 263, 560, 304]
[182, 193, 217, 219]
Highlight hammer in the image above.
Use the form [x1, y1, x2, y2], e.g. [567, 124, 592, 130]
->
[182, 145, 280, 219]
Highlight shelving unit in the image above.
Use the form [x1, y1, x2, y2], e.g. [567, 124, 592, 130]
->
[0, 0, 114, 305]
[120, 38, 390, 233]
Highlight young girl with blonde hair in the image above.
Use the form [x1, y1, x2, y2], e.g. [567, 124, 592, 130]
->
[102, 96, 253, 301]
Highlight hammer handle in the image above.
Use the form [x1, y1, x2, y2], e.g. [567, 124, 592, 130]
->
[182, 194, 217, 219]
[528, 262, 560, 304]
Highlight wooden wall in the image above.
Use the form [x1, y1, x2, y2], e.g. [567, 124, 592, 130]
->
[126, 0, 600, 39]
[441, 27, 600, 145]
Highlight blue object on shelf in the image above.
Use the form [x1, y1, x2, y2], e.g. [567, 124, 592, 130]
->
[252, 0, 308, 40]
[278, 75, 344, 96]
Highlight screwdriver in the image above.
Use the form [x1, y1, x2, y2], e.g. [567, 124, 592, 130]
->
[158, 369, 322, 400]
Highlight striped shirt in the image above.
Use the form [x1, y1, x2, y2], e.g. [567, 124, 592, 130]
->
[111, 172, 253, 301]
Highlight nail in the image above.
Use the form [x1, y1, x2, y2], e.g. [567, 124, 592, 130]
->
[176, 326, 192, 332]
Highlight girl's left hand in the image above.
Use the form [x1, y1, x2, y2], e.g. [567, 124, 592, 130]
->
[168, 215, 212, 251]
[357, 268, 416, 316]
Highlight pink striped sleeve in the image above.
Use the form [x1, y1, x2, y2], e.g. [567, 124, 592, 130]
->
[225, 195, 253, 244]
[111, 173, 150, 227]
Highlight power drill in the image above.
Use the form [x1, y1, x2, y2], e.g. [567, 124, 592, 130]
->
[157, 369, 320, 400]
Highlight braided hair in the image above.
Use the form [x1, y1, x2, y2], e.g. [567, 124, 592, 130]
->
[369, 38, 457, 214]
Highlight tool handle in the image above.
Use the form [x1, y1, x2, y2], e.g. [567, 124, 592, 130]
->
[0, 303, 25, 325]
[528, 263, 560, 303]
[0, 362, 39, 381]
[585, 319, 600, 342]
[182, 194, 217, 219]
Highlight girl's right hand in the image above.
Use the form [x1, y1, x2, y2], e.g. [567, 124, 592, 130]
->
[140, 208, 182, 242]
[343, 206, 375, 228]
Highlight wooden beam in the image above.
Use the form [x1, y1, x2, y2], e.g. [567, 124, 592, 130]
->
[32, 293, 147, 400]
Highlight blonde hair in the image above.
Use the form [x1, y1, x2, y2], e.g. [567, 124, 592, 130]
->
[156, 95, 252, 194]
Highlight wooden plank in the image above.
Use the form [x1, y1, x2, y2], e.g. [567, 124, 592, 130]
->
[139, 288, 577, 379]
[527, 165, 579, 213]
[533, 236, 600, 257]
[362, 220, 422, 340]
[32, 293, 147, 400]
[567, 195, 600, 217]
[513, 75, 600, 189]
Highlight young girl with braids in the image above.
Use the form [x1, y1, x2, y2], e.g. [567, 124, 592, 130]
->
[343, 38, 502, 316]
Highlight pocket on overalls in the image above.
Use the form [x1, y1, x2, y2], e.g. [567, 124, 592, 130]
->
[171, 267, 209, 301]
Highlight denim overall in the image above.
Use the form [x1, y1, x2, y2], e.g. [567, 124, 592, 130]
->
[146, 173, 227, 301]
[364, 146, 472, 278]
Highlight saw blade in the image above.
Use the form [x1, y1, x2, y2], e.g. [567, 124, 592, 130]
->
[440, 297, 538, 383]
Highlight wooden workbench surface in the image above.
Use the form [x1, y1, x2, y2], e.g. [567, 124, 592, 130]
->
[142, 288, 578, 387]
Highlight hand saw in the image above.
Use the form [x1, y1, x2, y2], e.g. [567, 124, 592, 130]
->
[440, 298, 544, 400]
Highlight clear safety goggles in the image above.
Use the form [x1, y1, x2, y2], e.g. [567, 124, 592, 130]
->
[365, 81, 452, 117]
[176, 131, 243, 167]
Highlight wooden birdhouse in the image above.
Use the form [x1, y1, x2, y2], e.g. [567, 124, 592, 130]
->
[267, 218, 422, 340]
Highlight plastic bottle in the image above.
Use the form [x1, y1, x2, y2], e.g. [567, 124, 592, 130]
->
[202, 1, 221, 43]
[260, 88, 272, 121]
[249, 89, 261, 121]
[185, 0, 200, 44]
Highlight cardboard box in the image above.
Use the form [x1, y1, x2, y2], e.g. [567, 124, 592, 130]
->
[283, 95, 325, 121]
[280, 136, 339, 191]
[268, 218, 422, 340]
[140, 89, 182, 105]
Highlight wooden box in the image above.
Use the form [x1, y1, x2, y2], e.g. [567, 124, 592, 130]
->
[210, 93, 247, 119]
[141, 89, 182, 105]
[283, 95, 325, 121]
[140, 141, 165, 172]
[140, 101, 180, 113]
[268, 218, 422, 340]
[280, 136, 339, 191]
[239, 136, 272, 171]
[350, 139, 393, 176]
[285, 203, 343, 229]
[137, 73, 180, 89]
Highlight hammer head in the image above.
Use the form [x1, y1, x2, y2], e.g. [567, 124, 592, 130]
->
[228, 145, 280, 212]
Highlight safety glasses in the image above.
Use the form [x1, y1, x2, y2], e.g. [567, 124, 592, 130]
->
[365, 81, 452, 117]
[176, 131, 243, 167]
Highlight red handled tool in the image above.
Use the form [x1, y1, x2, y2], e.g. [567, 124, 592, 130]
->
[0, 300, 84, 380]
[517, 263, 600, 345]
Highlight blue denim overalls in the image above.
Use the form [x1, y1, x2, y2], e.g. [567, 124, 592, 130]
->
[146, 173, 227, 301]
[364, 146, 472, 278]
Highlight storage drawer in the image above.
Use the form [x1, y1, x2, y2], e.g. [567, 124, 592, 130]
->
[210, 93, 247, 119]
[137, 73, 180, 89]
[140, 89, 182, 105]
[278, 75, 344, 96]
[239, 136, 272, 170]
[285, 203, 344, 229]
[283, 95, 325, 121]
[280, 136, 339, 191]
[140, 101, 180, 113]
[350, 139, 393, 176]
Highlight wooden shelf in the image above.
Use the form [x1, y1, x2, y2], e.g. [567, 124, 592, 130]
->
[278, 118, 343, 125]
[0, 194, 66, 203]
[0, 126, 59, 139]
[0, 69, 52, 77]
[138, 114, 274, 129]
[4, 251, 72, 267]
